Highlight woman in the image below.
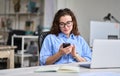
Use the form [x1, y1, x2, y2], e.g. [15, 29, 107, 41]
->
[40, 8, 92, 65]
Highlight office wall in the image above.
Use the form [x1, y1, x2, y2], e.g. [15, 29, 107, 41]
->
[56, 0, 120, 44]
[43, 0, 57, 30]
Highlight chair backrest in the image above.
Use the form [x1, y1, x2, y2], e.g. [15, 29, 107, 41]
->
[38, 31, 49, 53]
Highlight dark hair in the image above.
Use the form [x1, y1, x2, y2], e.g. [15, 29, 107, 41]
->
[49, 8, 80, 36]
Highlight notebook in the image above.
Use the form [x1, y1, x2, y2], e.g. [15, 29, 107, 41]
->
[35, 65, 80, 73]
[80, 39, 120, 69]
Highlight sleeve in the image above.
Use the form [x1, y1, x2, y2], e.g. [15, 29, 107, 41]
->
[80, 37, 92, 62]
[40, 35, 53, 65]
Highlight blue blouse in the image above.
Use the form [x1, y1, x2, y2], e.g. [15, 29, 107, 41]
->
[40, 33, 92, 65]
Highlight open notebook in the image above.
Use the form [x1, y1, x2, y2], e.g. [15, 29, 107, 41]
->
[80, 39, 120, 69]
[35, 65, 80, 73]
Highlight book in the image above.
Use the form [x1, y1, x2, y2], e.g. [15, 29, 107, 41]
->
[35, 65, 80, 73]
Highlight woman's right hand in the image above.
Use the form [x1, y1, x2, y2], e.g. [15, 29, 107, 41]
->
[58, 44, 73, 55]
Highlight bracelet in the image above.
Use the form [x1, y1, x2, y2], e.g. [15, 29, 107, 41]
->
[73, 53, 78, 59]
[72, 52, 78, 59]
[73, 56, 77, 59]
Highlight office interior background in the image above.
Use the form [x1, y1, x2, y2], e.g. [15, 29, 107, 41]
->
[56, 0, 120, 43]
[0, 0, 120, 69]
[0, 0, 120, 44]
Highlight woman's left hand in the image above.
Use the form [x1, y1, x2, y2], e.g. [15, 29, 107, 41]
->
[71, 45, 86, 62]
[71, 45, 78, 57]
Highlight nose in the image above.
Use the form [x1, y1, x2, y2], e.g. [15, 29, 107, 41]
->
[64, 24, 68, 28]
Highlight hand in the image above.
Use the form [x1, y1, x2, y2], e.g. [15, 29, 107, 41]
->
[58, 44, 73, 55]
[71, 45, 78, 57]
[70, 45, 86, 62]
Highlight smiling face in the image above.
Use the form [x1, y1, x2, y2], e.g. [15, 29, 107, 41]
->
[50, 8, 80, 36]
[59, 15, 73, 37]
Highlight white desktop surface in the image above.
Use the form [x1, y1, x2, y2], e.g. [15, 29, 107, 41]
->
[0, 62, 120, 76]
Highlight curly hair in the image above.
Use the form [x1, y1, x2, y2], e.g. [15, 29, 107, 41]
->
[49, 8, 80, 36]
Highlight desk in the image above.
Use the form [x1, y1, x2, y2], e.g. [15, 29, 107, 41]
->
[0, 62, 120, 76]
[11, 35, 39, 67]
[0, 46, 16, 69]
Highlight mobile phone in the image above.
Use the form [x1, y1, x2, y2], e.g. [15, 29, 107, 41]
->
[63, 43, 71, 48]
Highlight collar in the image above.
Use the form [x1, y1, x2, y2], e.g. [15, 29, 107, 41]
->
[58, 32, 76, 39]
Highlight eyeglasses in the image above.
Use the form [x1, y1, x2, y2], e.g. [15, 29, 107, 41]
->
[59, 21, 73, 28]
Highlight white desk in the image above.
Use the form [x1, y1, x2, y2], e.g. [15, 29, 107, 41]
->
[11, 35, 39, 67]
[0, 62, 120, 76]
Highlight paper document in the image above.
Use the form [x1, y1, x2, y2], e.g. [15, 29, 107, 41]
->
[35, 65, 80, 73]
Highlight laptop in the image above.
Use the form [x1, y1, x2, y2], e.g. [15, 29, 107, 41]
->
[80, 39, 120, 69]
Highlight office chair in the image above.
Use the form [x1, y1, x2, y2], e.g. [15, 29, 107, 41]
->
[37, 31, 49, 65]
[38, 31, 49, 53]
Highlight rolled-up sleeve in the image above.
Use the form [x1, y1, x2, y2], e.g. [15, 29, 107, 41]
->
[81, 37, 92, 62]
[40, 35, 52, 65]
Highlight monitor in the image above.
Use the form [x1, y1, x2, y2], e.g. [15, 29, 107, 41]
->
[89, 21, 120, 47]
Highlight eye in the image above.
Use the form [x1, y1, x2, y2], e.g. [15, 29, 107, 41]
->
[67, 21, 71, 24]
[66, 21, 72, 24]
[59, 23, 64, 26]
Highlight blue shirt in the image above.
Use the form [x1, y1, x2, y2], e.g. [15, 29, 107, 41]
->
[40, 33, 92, 65]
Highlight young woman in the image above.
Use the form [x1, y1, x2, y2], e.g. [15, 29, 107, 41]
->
[40, 8, 92, 65]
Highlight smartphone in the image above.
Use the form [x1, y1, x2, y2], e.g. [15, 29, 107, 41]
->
[63, 43, 71, 48]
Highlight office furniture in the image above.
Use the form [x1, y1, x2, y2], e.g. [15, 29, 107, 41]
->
[0, 0, 44, 46]
[38, 31, 49, 52]
[0, 0, 44, 30]
[38, 31, 49, 65]
[7, 30, 26, 53]
[0, 62, 120, 76]
[0, 46, 16, 69]
[90, 21, 120, 47]
[12, 35, 39, 67]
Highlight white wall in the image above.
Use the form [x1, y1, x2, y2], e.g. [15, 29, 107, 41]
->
[43, 0, 57, 31]
[56, 0, 120, 44]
